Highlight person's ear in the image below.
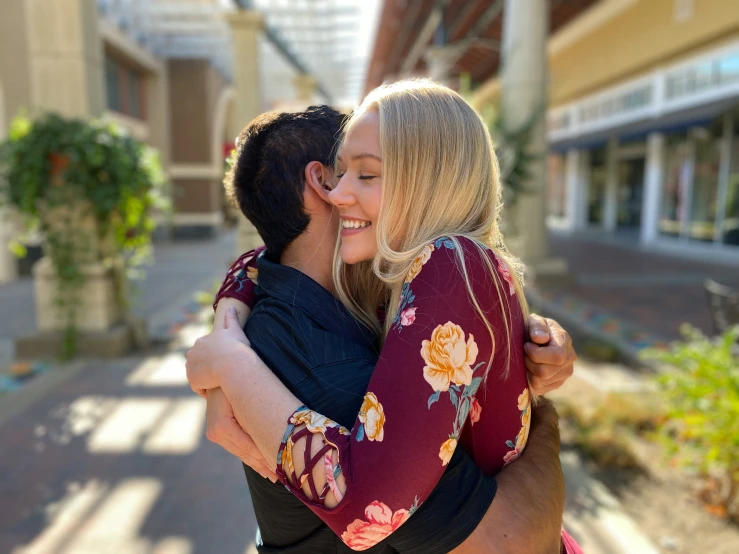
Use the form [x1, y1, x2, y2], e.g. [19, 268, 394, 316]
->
[304, 161, 332, 203]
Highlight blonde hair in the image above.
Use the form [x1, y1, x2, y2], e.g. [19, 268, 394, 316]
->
[333, 79, 529, 378]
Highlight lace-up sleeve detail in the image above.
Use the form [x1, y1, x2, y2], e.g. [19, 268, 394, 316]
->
[212, 246, 265, 312]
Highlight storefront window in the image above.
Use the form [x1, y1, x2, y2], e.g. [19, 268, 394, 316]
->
[688, 121, 722, 243]
[547, 154, 566, 218]
[588, 147, 607, 225]
[660, 131, 691, 239]
[724, 115, 739, 246]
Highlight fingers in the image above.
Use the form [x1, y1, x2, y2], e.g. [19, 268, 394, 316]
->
[527, 360, 574, 396]
[527, 313, 551, 345]
[524, 340, 569, 367]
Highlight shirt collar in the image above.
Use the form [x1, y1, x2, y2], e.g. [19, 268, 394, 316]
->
[255, 254, 378, 351]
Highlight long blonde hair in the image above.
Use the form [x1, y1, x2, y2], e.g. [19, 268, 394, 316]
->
[333, 79, 528, 377]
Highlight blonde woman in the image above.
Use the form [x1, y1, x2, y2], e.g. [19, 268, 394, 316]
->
[187, 81, 577, 553]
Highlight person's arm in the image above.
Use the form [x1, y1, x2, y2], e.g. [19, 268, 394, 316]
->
[193, 239, 534, 549]
[452, 401, 564, 554]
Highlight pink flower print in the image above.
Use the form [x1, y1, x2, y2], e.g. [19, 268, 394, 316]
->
[342, 501, 410, 551]
[503, 447, 522, 466]
[400, 307, 416, 326]
[496, 257, 516, 296]
[470, 398, 482, 425]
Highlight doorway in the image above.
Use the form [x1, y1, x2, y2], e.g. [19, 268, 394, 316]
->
[617, 156, 645, 233]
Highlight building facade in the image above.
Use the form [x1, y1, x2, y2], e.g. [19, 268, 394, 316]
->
[475, 0, 739, 259]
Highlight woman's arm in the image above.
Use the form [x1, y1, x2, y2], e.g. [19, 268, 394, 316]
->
[205, 238, 525, 548]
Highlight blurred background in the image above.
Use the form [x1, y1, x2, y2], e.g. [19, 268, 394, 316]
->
[0, 1, 738, 553]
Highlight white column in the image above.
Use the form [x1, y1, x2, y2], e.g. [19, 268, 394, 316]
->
[500, 0, 566, 281]
[564, 148, 581, 233]
[641, 132, 665, 244]
[578, 149, 591, 229]
[604, 137, 619, 232]
[227, 11, 266, 256]
[293, 74, 317, 104]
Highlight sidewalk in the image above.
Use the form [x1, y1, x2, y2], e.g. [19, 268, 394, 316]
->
[530, 233, 739, 361]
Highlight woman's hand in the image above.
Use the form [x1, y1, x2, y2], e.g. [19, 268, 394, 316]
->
[525, 314, 577, 396]
[186, 307, 252, 396]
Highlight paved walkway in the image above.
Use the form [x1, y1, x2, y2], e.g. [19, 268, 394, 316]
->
[535, 233, 739, 353]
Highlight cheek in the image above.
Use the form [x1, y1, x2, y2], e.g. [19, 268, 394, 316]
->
[365, 184, 383, 222]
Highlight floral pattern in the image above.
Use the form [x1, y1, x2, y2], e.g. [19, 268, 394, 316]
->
[424, 321, 486, 466]
[266, 236, 531, 549]
[342, 499, 418, 551]
[496, 256, 516, 296]
[356, 392, 386, 442]
[405, 244, 435, 284]
[246, 266, 259, 285]
[503, 387, 532, 466]
[421, 322, 479, 392]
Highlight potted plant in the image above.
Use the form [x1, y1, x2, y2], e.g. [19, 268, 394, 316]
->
[0, 112, 168, 358]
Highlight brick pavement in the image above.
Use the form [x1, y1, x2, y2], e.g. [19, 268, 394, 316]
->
[545, 233, 739, 342]
[0, 343, 259, 554]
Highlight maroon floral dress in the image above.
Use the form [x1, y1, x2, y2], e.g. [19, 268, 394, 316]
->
[217, 237, 531, 551]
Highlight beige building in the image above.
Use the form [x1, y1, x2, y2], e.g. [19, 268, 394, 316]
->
[0, 0, 363, 284]
[472, 0, 739, 260]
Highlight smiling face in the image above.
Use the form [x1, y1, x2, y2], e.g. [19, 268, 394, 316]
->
[330, 111, 383, 265]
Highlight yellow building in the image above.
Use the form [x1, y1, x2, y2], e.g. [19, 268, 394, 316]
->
[473, 0, 739, 258]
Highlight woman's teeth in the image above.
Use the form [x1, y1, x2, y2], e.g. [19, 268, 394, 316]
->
[342, 220, 371, 229]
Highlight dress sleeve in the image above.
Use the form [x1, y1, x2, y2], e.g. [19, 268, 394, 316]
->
[212, 246, 265, 311]
[275, 238, 519, 550]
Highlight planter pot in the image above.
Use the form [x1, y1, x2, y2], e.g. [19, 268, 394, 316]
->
[33, 256, 122, 333]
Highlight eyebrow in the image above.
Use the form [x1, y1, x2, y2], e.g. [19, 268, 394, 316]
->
[336, 153, 382, 163]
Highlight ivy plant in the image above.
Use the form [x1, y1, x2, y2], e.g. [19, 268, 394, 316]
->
[0, 112, 168, 358]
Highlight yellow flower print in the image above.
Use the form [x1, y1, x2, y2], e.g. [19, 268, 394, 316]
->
[281, 436, 295, 476]
[421, 322, 478, 392]
[246, 266, 258, 285]
[292, 410, 341, 434]
[518, 388, 530, 411]
[359, 392, 386, 442]
[516, 408, 531, 451]
[439, 437, 457, 466]
[404, 244, 435, 283]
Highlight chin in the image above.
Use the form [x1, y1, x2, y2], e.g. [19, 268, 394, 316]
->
[340, 243, 376, 265]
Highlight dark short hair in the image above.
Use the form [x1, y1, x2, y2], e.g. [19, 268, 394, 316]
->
[226, 105, 346, 259]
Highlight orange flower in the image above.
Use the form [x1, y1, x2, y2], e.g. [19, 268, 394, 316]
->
[246, 266, 258, 285]
[516, 408, 531, 451]
[518, 388, 530, 411]
[421, 322, 478, 392]
[404, 244, 435, 283]
[342, 501, 410, 551]
[359, 392, 386, 442]
[439, 437, 457, 466]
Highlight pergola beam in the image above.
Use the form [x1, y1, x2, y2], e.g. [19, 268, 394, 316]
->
[235, 0, 333, 102]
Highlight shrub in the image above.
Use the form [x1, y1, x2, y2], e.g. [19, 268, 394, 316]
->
[643, 324, 739, 521]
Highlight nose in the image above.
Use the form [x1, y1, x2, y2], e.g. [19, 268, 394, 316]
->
[328, 173, 356, 209]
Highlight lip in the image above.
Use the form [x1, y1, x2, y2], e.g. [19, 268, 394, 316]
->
[340, 217, 372, 237]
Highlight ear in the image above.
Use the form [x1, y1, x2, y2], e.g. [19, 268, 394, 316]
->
[304, 161, 332, 204]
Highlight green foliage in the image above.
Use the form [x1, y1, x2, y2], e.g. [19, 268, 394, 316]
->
[0, 112, 169, 358]
[643, 324, 739, 520]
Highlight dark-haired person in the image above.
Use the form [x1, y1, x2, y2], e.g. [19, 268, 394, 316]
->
[198, 106, 577, 553]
